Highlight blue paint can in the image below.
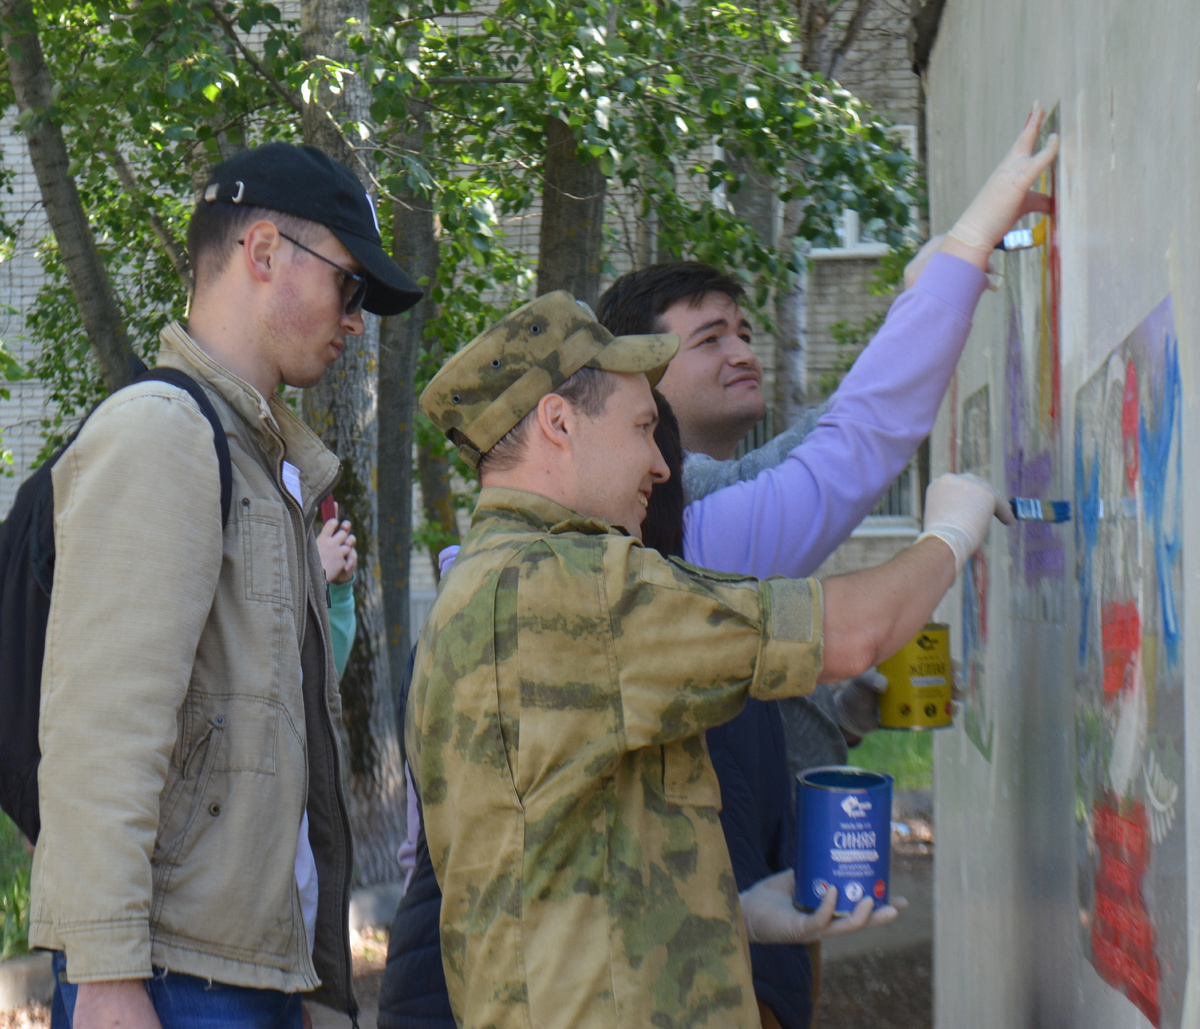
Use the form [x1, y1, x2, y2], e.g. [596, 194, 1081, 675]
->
[794, 766, 893, 915]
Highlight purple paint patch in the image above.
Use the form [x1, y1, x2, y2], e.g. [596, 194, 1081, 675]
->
[1025, 545, 1065, 576]
[1022, 451, 1054, 495]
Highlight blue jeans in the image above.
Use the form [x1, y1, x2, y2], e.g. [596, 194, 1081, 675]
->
[52, 951, 302, 1029]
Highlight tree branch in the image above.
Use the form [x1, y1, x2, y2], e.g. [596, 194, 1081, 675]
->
[427, 74, 531, 84]
[203, 0, 305, 114]
[826, 0, 874, 80]
[108, 149, 192, 292]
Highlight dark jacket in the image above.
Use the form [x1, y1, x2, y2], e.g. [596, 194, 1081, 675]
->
[707, 698, 813, 1029]
[378, 648, 454, 1029]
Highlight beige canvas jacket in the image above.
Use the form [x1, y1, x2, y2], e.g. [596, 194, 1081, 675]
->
[29, 323, 356, 1012]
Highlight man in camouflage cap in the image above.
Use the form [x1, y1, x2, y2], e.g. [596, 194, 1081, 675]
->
[408, 290, 1010, 1029]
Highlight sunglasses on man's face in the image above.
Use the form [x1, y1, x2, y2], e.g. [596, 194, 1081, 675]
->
[277, 232, 368, 316]
[239, 233, 368, 316]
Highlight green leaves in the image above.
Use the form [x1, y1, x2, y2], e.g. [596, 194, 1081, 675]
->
[0, 857, 30, 961]
[8, 0, 917, 551]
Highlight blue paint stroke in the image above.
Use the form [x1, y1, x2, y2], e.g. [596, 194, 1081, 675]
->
[962, 558, 981, 684]
[1139, 334, 1182, 666]
[1005, 309, 1027, 568]
[1075, 425, 1101, 664]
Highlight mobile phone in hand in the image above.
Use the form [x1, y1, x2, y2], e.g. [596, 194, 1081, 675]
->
[320, 495, 338, 525]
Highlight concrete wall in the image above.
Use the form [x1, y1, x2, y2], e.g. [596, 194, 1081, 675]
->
[924, 2, 1200, 1026]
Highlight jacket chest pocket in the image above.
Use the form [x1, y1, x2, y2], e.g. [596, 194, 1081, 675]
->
[662, 735, 722, 810]
[239, 498, 294, 609]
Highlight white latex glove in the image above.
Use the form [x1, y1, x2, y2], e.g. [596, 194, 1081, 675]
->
[918, 473, 1015, 575]
[947, 102, 1059, 253]
[739, 870, 906, 945]
[833, 669, 889, 739]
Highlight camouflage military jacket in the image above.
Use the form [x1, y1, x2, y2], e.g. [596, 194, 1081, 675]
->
[407, 487, 823, 1029]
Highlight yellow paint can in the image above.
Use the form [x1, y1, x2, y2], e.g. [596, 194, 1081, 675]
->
[877, 623, 953, 730]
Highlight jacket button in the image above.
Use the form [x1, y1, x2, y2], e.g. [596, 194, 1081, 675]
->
[209, 803, 221, 816]
[214, 715, 225, 726]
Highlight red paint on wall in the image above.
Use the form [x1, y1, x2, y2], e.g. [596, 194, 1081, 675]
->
[1092, 800, 1160, 1026]
[1123, 359, 1140, 493]
[1101, 602, 1141, 700]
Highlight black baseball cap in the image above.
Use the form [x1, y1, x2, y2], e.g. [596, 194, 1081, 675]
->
[203, 143, 422, 316]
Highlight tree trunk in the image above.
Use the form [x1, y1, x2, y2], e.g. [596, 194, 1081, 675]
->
[824, 0, 874, 80]
[415, 442, 459, 582]
[536, 116, 606, 303]
[774, 200, 810, 427]
[300, 0, 404, 887]
[378, 98, 437, 696]
[798, 0, 876, 80]
[1, 0, 137, 391]
[727, 154, 791, 435]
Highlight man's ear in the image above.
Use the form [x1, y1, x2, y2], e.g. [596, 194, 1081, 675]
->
[534, 392, 572, 452]
[241, 219, 281, 284]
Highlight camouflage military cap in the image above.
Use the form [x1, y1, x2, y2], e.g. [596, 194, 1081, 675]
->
[420, 290, 679, 468]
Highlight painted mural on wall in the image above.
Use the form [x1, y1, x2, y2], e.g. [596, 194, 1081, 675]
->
[959, 384, 993, 760]
[1074, 295, 1185, 1028]
[1003, 107, 1067, 626]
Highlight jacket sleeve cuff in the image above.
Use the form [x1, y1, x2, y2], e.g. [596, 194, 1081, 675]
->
[56, 921, 152, 983]
[750, 577, 823, 700]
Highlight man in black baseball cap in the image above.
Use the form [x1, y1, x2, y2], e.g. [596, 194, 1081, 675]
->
[33, 141, 413, 1029]
[198, 141, 422, 316]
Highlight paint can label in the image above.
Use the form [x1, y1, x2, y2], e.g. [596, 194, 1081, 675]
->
[794, 766, 893, 915]
[877, 622, 953, 730]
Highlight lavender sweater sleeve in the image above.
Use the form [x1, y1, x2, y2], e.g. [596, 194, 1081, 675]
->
[681, 252, 986, 579]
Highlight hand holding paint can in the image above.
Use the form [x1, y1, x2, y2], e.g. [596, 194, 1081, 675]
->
[794, 766, 893, 916]
[876, 622, 954, 730]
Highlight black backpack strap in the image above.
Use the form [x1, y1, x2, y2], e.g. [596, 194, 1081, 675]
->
[137, 368, 233, 528]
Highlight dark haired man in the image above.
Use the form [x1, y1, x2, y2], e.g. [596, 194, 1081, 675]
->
[30, 142, 420, 1029]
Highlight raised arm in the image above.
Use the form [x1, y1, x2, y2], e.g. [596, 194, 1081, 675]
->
[683, 105, 1058, 580]
[683, 253, 984, 578]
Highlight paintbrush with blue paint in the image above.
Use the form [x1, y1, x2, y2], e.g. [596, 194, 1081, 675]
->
[1010, 497, 1071, 522]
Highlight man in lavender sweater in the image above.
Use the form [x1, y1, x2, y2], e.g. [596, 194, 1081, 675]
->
[381, 106, 1057, 1029]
